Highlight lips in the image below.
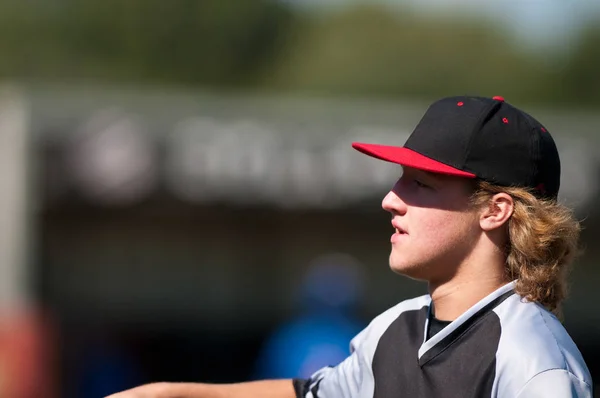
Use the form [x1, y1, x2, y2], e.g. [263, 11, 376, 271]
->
[391, 220, 407, 235]
[391, 220, 407, 243]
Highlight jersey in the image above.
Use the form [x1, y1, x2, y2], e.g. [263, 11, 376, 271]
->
[293, 281, 593, 398]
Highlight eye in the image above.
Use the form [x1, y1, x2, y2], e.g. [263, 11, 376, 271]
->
[414, 179, 430, 189]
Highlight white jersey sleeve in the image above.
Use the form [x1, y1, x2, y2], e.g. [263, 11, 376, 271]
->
[293, 295, 431, 398]
[296, 329, 367, 398]
[515, 369, 592, 398]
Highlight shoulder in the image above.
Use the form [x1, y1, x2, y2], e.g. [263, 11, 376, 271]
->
[366, 294, 430, 335]
[514, 369, 593, 398]
[295, 295, 431, 398]
[492, 295, 592, 395]
[373, 294, 431, 325]
[351, 294, 430, 351]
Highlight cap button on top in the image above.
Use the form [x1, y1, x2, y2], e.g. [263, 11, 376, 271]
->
[492, 96, 505, 102]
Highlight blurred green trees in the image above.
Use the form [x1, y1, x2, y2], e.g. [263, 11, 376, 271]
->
[0, 0, 293, 86]
[0, 1, 598, 107]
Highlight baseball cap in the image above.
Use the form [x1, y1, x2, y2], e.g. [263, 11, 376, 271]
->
[352, 96, 561, 198]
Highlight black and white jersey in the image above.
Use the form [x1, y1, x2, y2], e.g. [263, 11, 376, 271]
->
[293, 282, 593, 398]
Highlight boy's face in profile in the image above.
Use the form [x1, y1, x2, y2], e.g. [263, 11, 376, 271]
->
[382, 166, 480, 283]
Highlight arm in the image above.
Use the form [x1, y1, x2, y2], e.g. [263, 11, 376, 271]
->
[107, 311, 374, 398]
[105, 379, 297, 398]
[106, 348, 363, 398]
[515, 369, 592, 398]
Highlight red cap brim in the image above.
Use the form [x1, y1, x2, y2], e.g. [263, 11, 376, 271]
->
[352, 142, 476, 178]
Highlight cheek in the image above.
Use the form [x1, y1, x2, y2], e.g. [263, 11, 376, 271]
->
[416, 210, 477, 250]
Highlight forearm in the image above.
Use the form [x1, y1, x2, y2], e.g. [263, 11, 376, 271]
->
[165, 380, 296, 398]
[106, 379, 297, 398]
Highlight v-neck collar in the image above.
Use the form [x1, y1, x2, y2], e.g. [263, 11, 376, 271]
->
[417, 281, 516, 366]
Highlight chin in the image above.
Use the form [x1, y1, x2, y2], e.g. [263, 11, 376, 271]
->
[389, 259, 428, 281]
[389, 250, 443, 281]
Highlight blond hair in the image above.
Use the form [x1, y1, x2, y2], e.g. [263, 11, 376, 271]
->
[471, 181, 582, 316]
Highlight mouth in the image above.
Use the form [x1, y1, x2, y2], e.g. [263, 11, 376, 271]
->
[391, 221, 407, 242]
[391, 221, 407, 235]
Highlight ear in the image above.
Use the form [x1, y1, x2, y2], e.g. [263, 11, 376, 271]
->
[479, 193, 514, 232]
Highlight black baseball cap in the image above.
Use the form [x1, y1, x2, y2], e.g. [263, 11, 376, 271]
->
[352, 96, 560, 198]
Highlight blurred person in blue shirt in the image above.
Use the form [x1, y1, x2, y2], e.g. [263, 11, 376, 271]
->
[254, 252, 366, 380]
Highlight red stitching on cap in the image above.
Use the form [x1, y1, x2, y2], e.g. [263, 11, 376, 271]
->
[535, 183, 546, 193]
[492, 96, 505, 102]
[541, 127, 547, 133]
[502, 117, 509, 124]
[457, 102, 464, 106]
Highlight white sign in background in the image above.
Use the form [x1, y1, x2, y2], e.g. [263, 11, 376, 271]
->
[61, 108, 598, 211]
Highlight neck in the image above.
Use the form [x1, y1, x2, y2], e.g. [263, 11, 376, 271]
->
[428, 240, 510, 321]
[429, 277, 509, 321]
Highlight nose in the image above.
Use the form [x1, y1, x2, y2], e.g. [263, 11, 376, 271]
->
[382, 186, 407, 215]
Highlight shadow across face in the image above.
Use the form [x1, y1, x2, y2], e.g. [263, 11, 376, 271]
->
[389, 166, 478, 213]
